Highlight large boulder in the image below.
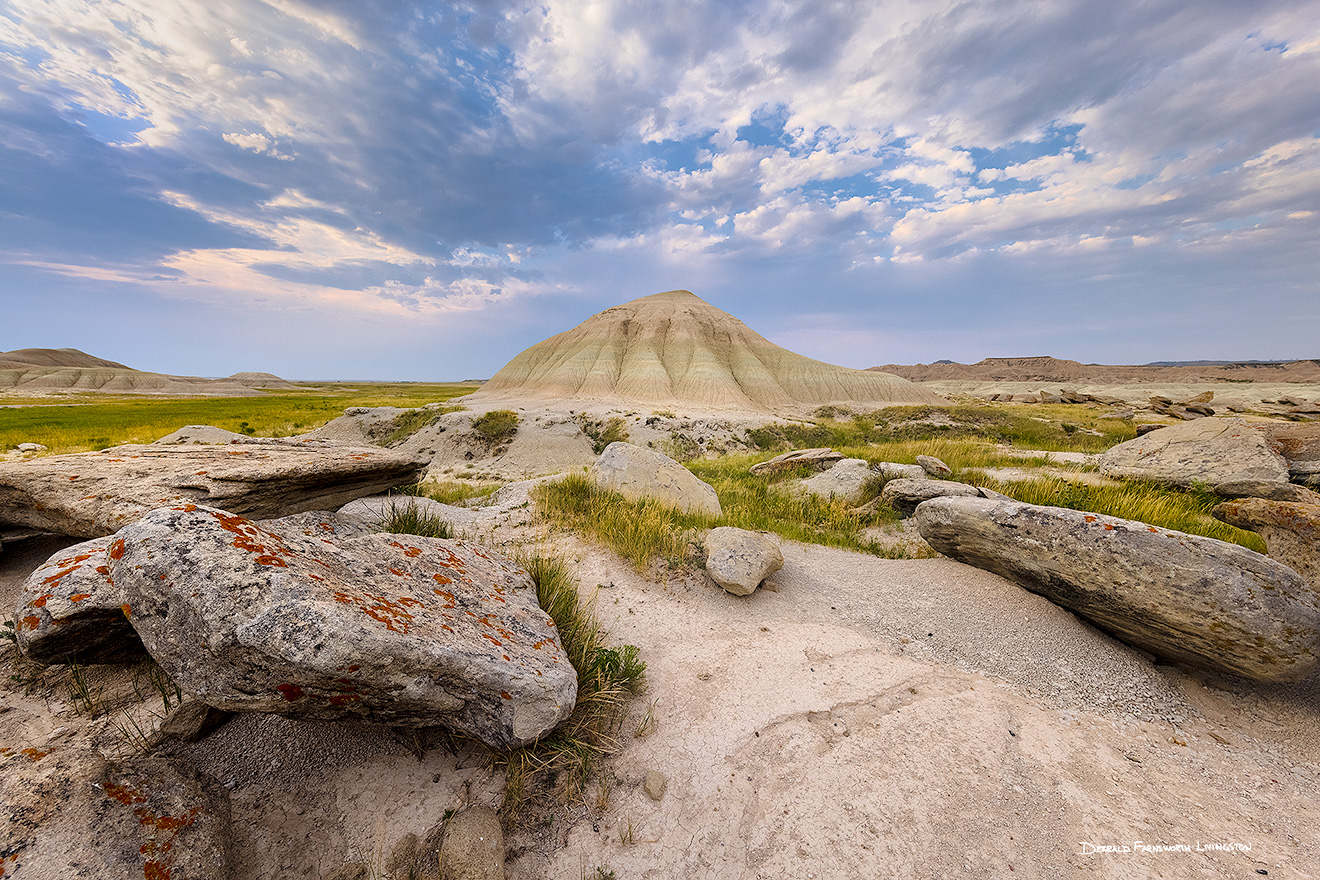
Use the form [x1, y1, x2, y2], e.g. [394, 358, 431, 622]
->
[749, 448, 843, 476]
[914, 496, 1320, 682]
[589, 442, 721, 517]
[13, 511, 372, 666]
[801, 459, 872, 503]
[704, 527, 783, 596]
[874, 462, 927, 481]
[0, 440, 428, 538]
[880, 478, 981, 516]
[1095, 418, 1291, 495]
[1213, 498, 1320, 590]
[1260, 422, 1320, 487]
[0, 745, 230, 880]
[109, 504, 577, 749]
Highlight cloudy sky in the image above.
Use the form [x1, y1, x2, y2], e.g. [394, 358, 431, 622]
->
[1, 1, 1317, 380]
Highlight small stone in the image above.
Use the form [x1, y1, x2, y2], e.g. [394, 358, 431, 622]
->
[704, 527, 783, 596]
[644, 770, 669, 801]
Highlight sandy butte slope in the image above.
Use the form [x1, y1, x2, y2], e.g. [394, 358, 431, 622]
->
[0, 348, 297, 396]
[469, 290, 942, 414]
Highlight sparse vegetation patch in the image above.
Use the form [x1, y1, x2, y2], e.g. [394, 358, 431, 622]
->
[471, 409, 520, 446]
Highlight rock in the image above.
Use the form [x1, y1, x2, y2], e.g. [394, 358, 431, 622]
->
[1213, 498, 1320, 590]
[153, 425, 250, 445]
[1214, 481, 1320, 504]
[14, 536, 140, 665]
[386, 832, 420, 879]
[914, 496, 1320, 682]
[1096, 418, 1291, 494]
[801, 458, 872, 502]
[915, 455, 952, 478]
[1135, 424, 1165, 436]
[15, 442, 46, 452]
[644, 770, 669, 801]
[255, 509, 376, 540]
[109, 504, 577, 749]
[438, 805, 504, 880]
[1039, 391, 1062, 404]
[704, 527, 783, 596]
[1260, 423, 1320, 482]
[976, 485, 1015, 502]
[880, 478, 981, 517]
[0, 441, 428, 538]
[0, 745, 230, 879]
[874, 462, 927, 481]
[1181, 391, 1214, 404]
[749, 448, 843, 476]
[590, 442, 721, 517]
[156, 700, 233, 744]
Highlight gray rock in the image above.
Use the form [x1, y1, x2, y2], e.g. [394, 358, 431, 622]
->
[1097, 418, 1291, 494]
[976, 485, 1015, 502]
[915, 455, 953, 478]
[874, 462, 927, 481]
[156, 700, 233, 744]
[914, 496, 1320, 682]
[153, 424, 249, 445]
[1213, 498, 1320, 590]
[704, 527, 783, 596]
[801, 458, 872, 502]
[14, 535, 140, 665]
[880, 478, 981, 516]
[1214, 481, 1320, 504]
[438, 805, 504, 880]
[15, 442, 46, 452]
[110, 504, 577, 749]
[749, 448, 843, 476]
[0, 441, 428, 538]
[590, 442, 721, 517]
[1135, 424, 1166, 436]
[0, 745, 230, 880]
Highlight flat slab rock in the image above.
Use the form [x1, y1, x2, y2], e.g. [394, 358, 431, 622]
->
[109, 504, 577, 750]
[0, 440, 428, 538]
[914, 496, 1320, 682]
[749, 448, 843, 476]
[1096, 418, 1291, 493]
[0, 745, 230, 880]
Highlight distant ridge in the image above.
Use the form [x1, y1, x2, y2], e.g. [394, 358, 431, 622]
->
[472, 289, 943, 411]
[0, 348, 297, 396]
[871, 355, 1320, 384]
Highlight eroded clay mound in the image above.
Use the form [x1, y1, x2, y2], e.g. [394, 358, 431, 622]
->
[471, 290, 943, 412]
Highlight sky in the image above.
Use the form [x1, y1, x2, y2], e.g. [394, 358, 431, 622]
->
[1, 0, 1318, 381]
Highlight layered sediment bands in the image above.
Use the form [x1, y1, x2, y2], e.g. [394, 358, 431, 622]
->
[471, 290, 943, 411]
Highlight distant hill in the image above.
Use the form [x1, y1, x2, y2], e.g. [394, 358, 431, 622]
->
[0, 348, 297, 396]
[869, 355, 1320, 384]
[469, 289, 944, 412]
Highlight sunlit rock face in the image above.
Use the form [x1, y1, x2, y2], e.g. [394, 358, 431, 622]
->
[470, 289, 944, 412]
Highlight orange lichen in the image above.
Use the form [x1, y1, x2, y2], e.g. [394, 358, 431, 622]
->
[109, 539, 126, 560]
[20, 615, 39, 631]
[20, 747, 52, 761]
[276, 683, 304, 701]
[69, 593, 93, 603]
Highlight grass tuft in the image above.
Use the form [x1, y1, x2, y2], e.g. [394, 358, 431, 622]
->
[579, 416, 630, 454]
[471, 409, 519, 446]
[375, 498, 454, 539]
[498, 553, 645, 820]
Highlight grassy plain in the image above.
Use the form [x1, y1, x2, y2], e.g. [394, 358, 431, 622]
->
[0, 382, 478, 454]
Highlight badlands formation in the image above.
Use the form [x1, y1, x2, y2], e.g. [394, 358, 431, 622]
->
[0, 347, 295, 397]
[2, 292, 1320, 879]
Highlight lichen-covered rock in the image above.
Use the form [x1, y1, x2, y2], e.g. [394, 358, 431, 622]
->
[749, 448, 843, 476]
[1213, 498, 1320, 590]
[880, 478, 981, 516]
[0, 440, 428, 538]
[0, 745, 230, 880]
[110, 504, 577, 749]
[590, 442, 721, 517]
[801, 458, 872, 503]
[13, 536, 139, 665]
[1096, 418, 1291, 494]
[874, 462, 927, 481]
[916, 455, 952, 478]
[914, 496, 1320, 682]
[704, 527, 783, 596]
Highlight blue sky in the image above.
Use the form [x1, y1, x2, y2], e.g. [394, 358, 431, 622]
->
[1, 0, 1317, 380]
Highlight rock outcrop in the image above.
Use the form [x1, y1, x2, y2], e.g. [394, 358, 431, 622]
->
[1213, 498, 1320, 590]
[916, 455, 953, 478]
[880, 478, 982, 516]
[590, 442, 722, 517]
[468, 290, 943, 412]
[1096, 418, 1292, 494]
[110, 504, 577, 749]
[14, 535, 138, 664]
[801, 459, 872, 503]
[0, 745, 231, 879]
[0, 441, 427, 538]
[914, 496, 1320, 682]
[749, 448, 843, 476]
[704, 527, 784, 596]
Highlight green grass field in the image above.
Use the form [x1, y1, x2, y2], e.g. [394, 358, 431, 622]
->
[0, 382, 478, 454]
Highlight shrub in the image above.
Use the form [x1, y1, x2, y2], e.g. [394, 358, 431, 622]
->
[580, 416, 630, 454]
[471, 409, 519, 446]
